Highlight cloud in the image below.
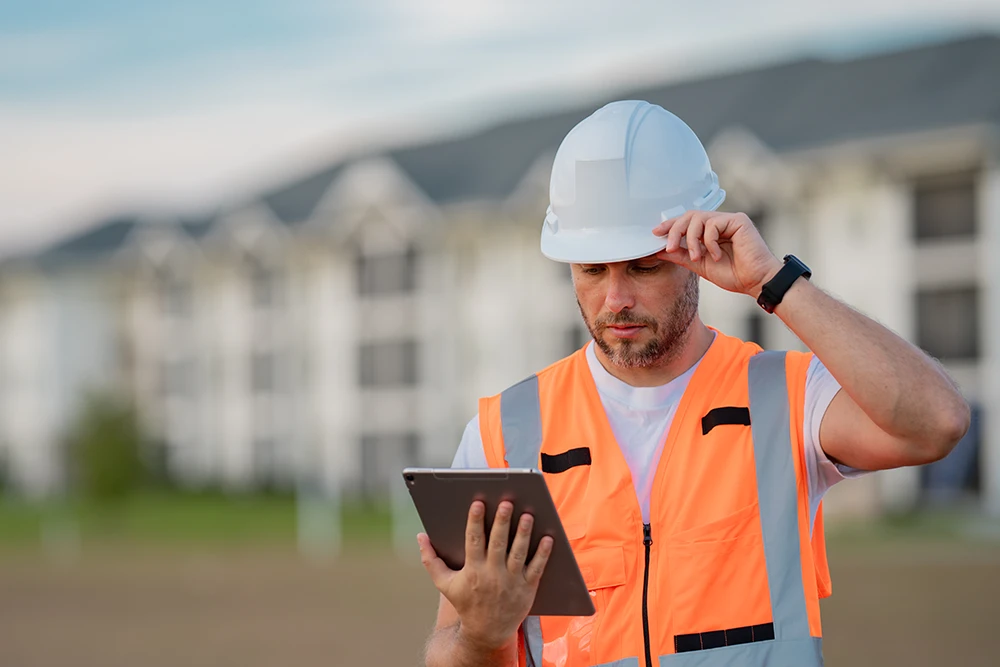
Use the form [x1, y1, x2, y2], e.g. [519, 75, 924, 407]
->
[0, 103, 358, 252]
[2, 0, 999, 254]
[0, 28, 110, 78]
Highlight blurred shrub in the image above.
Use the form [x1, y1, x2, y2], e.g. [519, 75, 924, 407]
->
[0, 446, 9, 494]
[68, 391, 144, 503]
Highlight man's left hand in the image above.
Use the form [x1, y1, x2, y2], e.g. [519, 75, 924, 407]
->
[653, 211, 782, 297]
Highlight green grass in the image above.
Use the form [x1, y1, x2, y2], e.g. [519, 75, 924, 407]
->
[2, 491, 997, 553]
[0, 491, 392, 547]
[825, 510, 1000, 554]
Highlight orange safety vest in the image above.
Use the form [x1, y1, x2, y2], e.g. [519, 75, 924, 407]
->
[478, 331, 831, 667]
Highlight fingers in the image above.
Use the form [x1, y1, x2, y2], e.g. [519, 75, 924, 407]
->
[686, 214, 706, 261]
[465, 501, 487, 565]
[417, 533, 454, 589]
[704, 220, 723, 261]
[656, 212, 733, 262]
[664, 216, 690, 253]
[524, 536, 553, 586]
[506, 512, 534, 575]
[487, 501, 514, 566]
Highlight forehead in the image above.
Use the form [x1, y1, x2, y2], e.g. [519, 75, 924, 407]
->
[573, 255, 665, 268]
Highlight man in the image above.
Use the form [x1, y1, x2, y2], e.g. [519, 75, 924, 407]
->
[417, 100, 969, 667]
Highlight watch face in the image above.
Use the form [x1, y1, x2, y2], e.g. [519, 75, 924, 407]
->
[784, 255, 811, 276]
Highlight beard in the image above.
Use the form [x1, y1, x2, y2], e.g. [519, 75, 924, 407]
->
[579, 273, 699, 369]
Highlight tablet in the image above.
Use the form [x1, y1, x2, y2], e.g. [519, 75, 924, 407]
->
[403, 467, 595, 617]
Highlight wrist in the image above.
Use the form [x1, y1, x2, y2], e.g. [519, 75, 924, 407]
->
[455, 622, 517, 656]
[754, 255, 812, 313]
[771, 276, 812, 316]
[749, 258, 783, 299]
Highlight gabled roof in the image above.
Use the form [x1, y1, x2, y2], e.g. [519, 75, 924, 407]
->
[37, 215, 141, 262]
[260, 163, 346, 225]
[30, 214, 216, 268]
[374, 34, 1000, 205]
[24, 33, 1000, 263]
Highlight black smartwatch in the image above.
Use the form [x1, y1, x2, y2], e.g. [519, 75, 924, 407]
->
[757, 255, 811, 313]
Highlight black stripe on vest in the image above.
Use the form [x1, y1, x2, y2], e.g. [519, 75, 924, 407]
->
[701, 406, 752, 435]
[540, 447, 592, 474]
[674, 622, 775, 653]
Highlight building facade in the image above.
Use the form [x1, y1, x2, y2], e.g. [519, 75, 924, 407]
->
[0, 35, 997, 516]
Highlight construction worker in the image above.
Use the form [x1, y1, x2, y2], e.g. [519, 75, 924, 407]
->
[417, 100, 969, 667]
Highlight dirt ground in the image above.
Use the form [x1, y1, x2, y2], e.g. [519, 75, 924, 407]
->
[0, 541, 997, 667]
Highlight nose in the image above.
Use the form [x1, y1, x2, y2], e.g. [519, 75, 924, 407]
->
[604, 269, 635, 313]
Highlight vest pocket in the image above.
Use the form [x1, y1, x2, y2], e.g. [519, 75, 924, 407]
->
[666, 503, 772, 638]
[541, 545, 626, 666]
[576, 545, 627, 592]
[670, 502, 760, 543]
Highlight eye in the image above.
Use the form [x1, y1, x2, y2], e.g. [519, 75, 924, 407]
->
[632, 264, 660, 274]
[580, 266, 604, 276]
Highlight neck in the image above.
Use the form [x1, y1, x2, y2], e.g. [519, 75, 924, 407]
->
[592, 318, 714, 388]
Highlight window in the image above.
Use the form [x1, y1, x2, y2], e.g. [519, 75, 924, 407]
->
[250, 264, 284, 309]
[745, 310, 767, 349]
[913, 173, 977, 240]
[252, 437, 293, 490]
[356, 247, 417, 296]
[916, 286, 979, 360]
[159, 274, 193, 317]
[922, 403, 981, 502]
[251, 351, 275, 394]
[359, 340, 418, 387]
[360, 433, 420, 500]
[161, 359, 195, 397]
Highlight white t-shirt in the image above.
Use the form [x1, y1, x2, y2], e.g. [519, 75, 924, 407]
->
[452, 338, 863, 535]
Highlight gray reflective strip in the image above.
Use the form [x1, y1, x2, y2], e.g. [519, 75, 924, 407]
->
[597, 659, 640, 667]
[501, 374, 542, 468]
[659, 637, 822, 666]
[748, 351, 812, 643]
[523, 616, 543, 667]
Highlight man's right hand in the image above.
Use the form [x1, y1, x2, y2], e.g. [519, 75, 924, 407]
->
[417, 500, 553, 651]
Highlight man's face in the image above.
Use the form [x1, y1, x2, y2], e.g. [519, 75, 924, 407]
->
[572, 256, 699, 369]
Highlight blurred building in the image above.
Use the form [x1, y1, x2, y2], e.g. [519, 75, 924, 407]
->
[1, 35, 998, 516]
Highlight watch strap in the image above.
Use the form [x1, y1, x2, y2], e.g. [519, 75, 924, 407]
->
[757, 255, 811, 313]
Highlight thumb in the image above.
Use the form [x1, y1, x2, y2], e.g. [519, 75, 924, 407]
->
[417, 533, 455, 589]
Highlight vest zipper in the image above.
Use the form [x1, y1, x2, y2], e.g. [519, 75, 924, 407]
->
[642, 523, 653, 667]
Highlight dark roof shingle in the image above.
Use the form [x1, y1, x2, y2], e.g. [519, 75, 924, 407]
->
[261, 163, 345, 224]
[38, 215, 140, 261]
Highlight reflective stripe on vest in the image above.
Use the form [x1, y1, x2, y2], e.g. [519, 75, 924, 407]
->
[501, 374, 543, 469]
[501, 351, 822, 667]
[747, 351, 810, 643]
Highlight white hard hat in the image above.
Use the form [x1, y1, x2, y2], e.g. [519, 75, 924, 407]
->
[541, 100, 725, 264]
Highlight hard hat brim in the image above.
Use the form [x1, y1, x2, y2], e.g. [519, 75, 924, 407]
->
[540, 224, 670, 264]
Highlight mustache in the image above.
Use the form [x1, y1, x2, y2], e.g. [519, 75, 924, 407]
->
[594, 312, 658, 332]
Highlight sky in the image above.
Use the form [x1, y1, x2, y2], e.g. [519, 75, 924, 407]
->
[2, 1, 1000, 254]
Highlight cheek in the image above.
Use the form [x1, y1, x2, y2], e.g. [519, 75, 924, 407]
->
[633, 278, 685, 320]
[574, 283, 607, 316]
[576, 287, 604, 322]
